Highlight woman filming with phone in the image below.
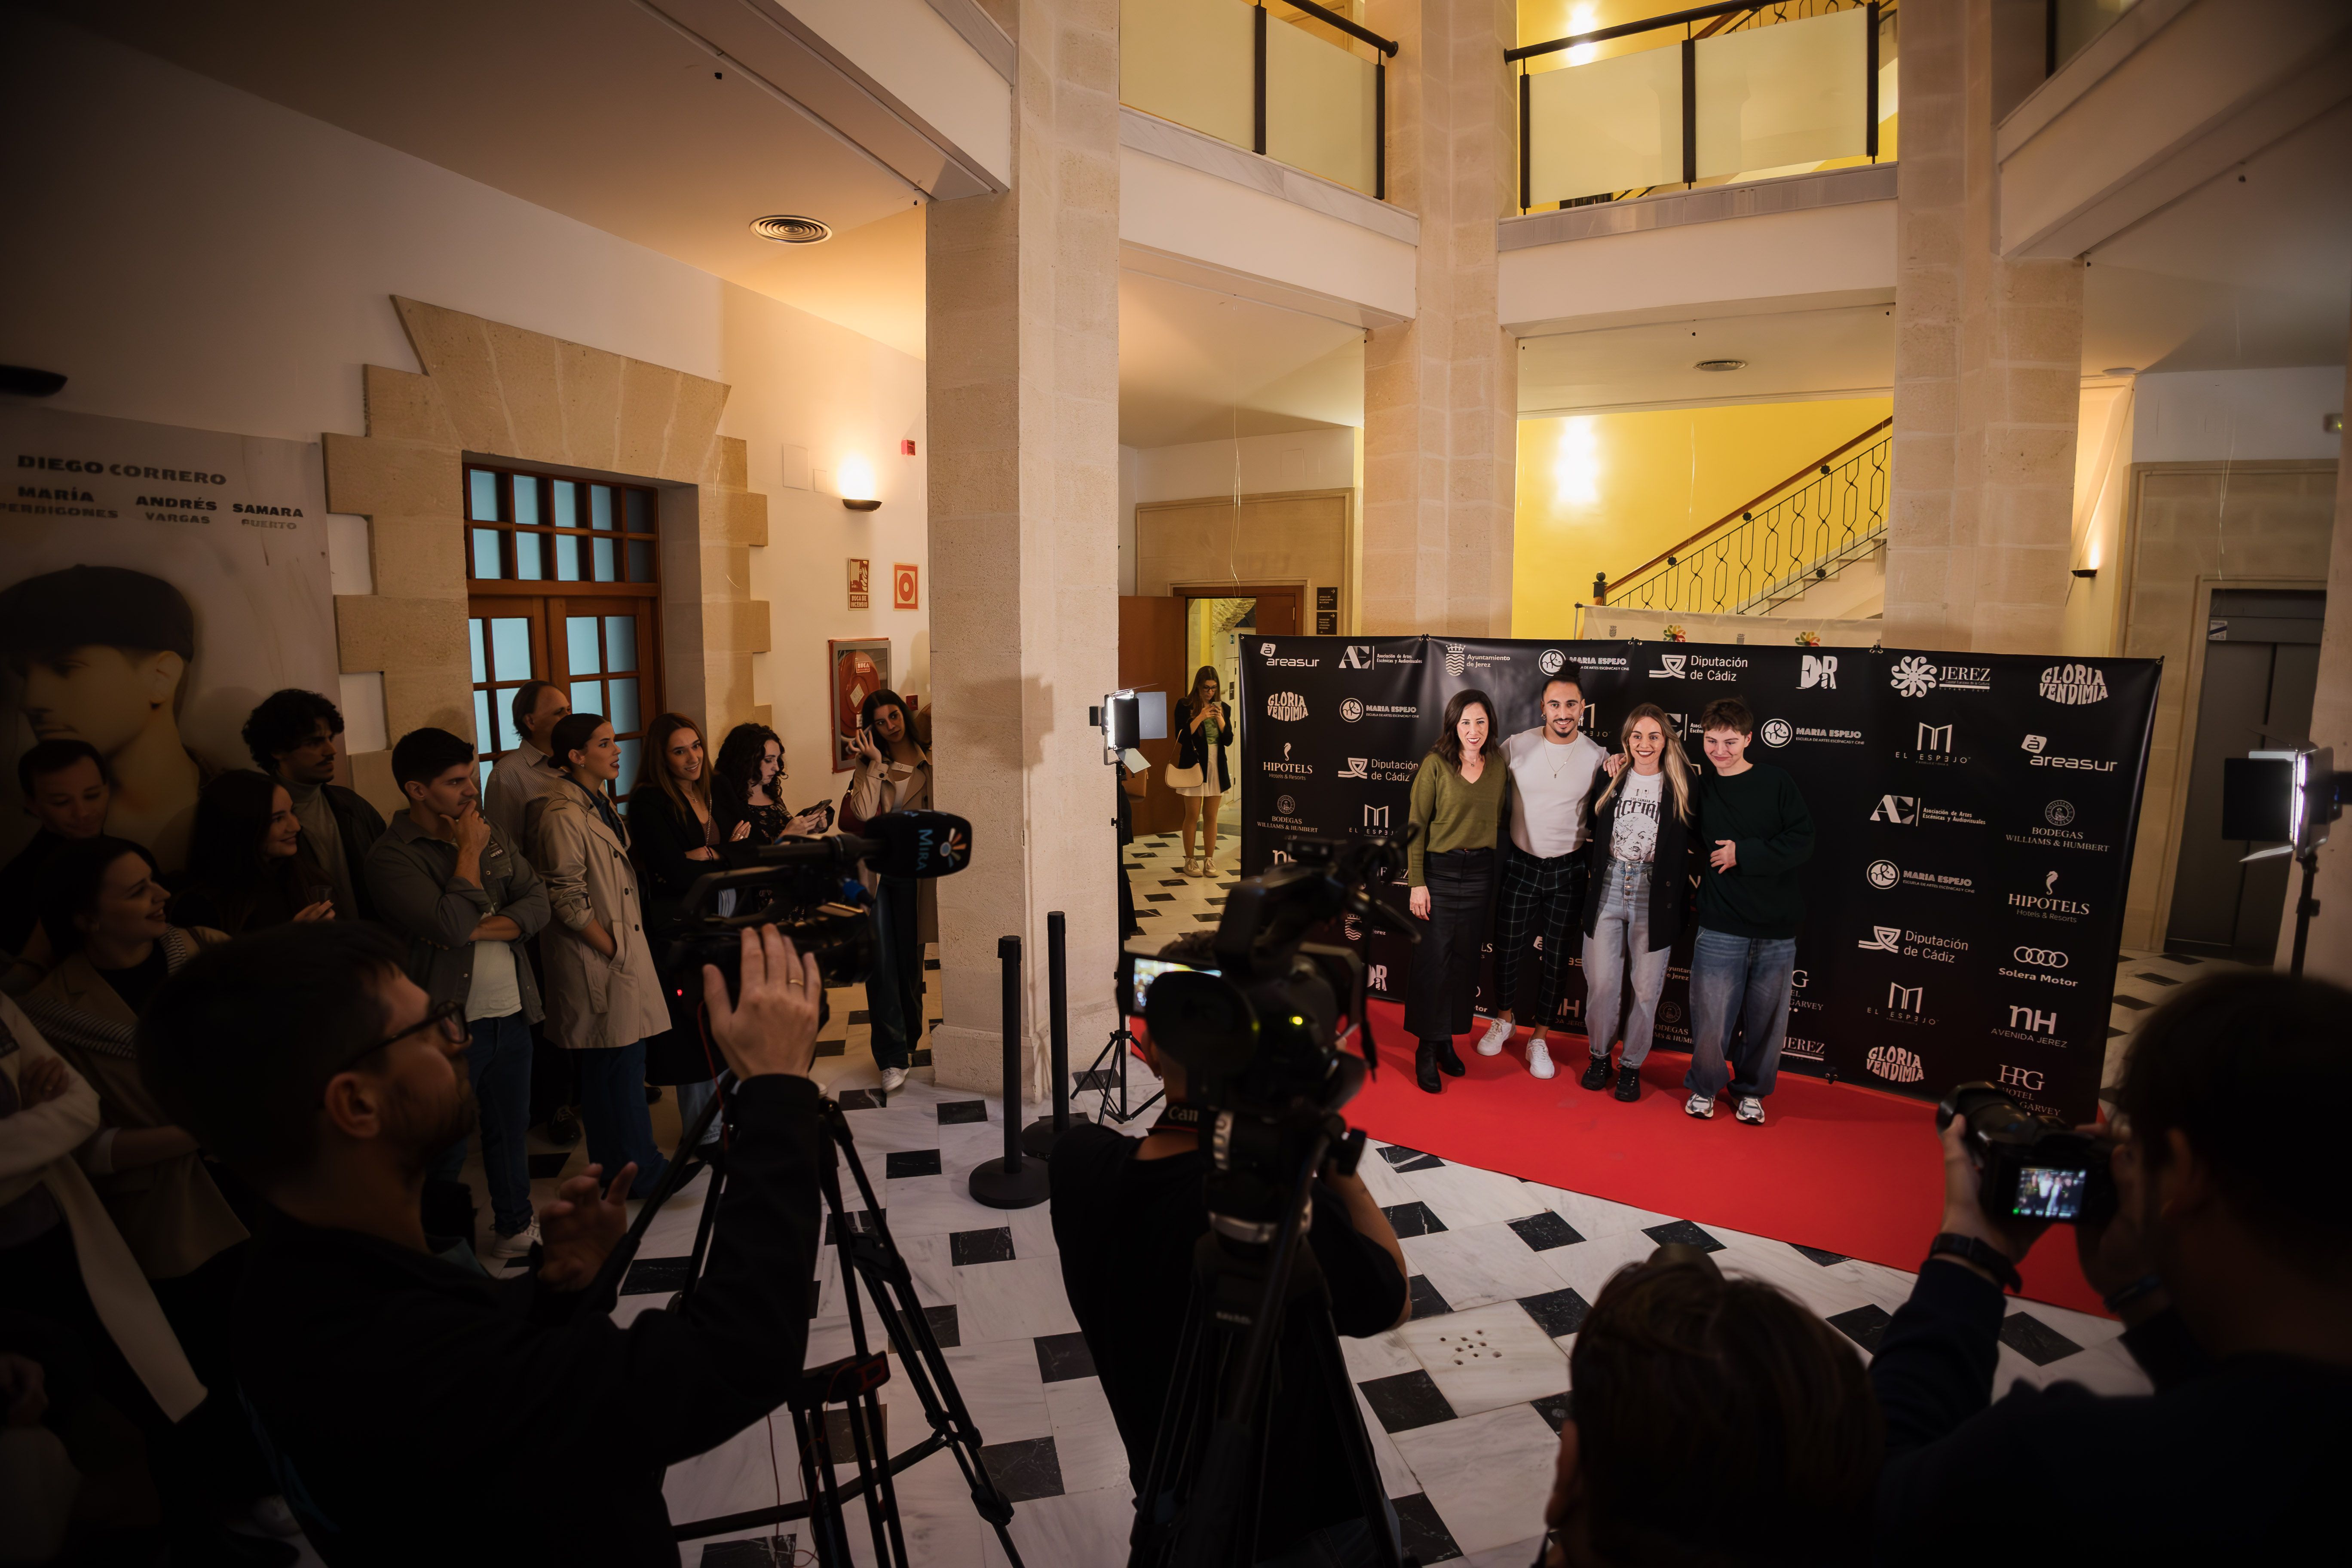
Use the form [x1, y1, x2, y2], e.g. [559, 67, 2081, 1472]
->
[1168, 666, 1231, 879]
[848, 690, 931, 1094]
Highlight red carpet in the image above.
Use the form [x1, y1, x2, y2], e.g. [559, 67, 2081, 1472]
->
[1349, 1001, 2107, 1317]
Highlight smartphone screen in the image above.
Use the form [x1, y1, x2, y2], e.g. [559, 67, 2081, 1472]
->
[2013, 1164, 2086, 1220]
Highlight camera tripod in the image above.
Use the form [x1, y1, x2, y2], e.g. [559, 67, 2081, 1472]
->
[1126, 1110, 1409, 1568]
[586, 1078, 1026, 1567]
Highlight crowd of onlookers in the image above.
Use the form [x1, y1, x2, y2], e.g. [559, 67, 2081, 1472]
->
[0, 681, 931, 1562]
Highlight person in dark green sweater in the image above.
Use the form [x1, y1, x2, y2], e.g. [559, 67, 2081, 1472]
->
[1404, 689, 1511, 1094]
[1684, 697, 1813, 1126]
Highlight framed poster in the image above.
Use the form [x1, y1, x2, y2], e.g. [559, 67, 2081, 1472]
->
[829, 637, 891, 772]
[847, 557, 871, 610]
[892, 562, 920, 610]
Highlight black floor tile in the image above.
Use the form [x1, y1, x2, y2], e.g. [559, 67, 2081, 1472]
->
[2156, 952, 2203, 965]
[2112, 994, 2153, 1011]
[1641, 1220, 1724, 1253]
[1145, 893, 1176, 902]
[1134, 910, 1161, 919]
[1406, 1274, 1452, 1320]
[924, 1303, 961, 1349]
[1193, 913, 1221, 923]
[622, 1256, 694, 1296]
[1518, 1286, 1591, 1338]
[1389, 1492, 1462, 1563]
[2106, 1026, 2127, 1038]
[1073, 1069, 1114, 1092]
[924, 957, 941, 970]
[2132, 971, 2181, 986]
[1530, 1392, 1574, 1433]
[1792, 1243, 1850, 1266]
[950, 1227, 1016, 1266]
[1507, 1212, 1584, 1251]
[1381, 1200, 1448, 1238]
[937, 1100, 989, 1125]
[912, 1048, 932, 1067]
[978, 1436, 1064, 1503]
[527, 1152, 573, 1178]
[1356, 1369, 1457, 1434]
[834, 1088, 883, 1111]
[813, 1403, 888, 1467]
[886, 1149, 943, 1179]
[1827, 1303, 1893, 1354]
[1377, 1144, 1445, 1172]
[1033, 1331, 1097, 1382]
[1159, 879, 1188, 888]
[814, 1037, 847, 1057]
[848, 1010, 870, 1023]
[2000, 1311, 2084, 1366]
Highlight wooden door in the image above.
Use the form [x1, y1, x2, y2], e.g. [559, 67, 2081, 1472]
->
[1119, 595, 1189, 836]
[468, 593, 661, 802]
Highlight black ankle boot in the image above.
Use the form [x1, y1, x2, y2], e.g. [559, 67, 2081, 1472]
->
[1435, 1039, 1467, 1076]
[1415, 1042, 1443, 1093]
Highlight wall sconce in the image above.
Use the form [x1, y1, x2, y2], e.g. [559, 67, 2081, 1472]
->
[839, 453, 879, 511]
[2070, 568, 2098, 579]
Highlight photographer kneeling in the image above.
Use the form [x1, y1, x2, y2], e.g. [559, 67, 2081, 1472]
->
[135, 920, 830, 1565]
[1871, 971, 2352, 1563]
[1050, 934, 1411, 1568]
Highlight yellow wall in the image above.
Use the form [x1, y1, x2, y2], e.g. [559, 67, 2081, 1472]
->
[1511, 397, 1891, 637]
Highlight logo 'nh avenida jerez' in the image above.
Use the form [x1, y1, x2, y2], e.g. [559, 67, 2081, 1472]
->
[1265, 691, 1308, 722]
[2039, 662, 2109, 705]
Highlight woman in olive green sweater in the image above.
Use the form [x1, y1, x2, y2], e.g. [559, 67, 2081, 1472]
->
[1404, 689, 1512, 1093]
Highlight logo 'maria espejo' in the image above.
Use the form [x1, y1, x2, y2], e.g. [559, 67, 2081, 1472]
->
[1760, 717, 1793, 748]
[1339, 698, 1364, 723]
[1265, 692, 1308, 722]
[1867, 1045, 1925, 1082]
[1866, 859, 1900, 890]
[2039, 662, 2109, 705]
[1889, 655, 1938, 698]
[1539, 648, 1566, 676]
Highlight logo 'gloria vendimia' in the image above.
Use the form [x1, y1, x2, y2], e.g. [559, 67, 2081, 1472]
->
[1866, 1045, 1924, 1083]
[1265, 692, 1307, 722]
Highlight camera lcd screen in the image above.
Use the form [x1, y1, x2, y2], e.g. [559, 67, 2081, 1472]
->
[1130, 956, 1197, 1015]
[2014, 1164, 2087, 1220]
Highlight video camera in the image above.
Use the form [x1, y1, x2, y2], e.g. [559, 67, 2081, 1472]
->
[1938, 1082, 2116, 1226]
[660, 810, 972, 1011]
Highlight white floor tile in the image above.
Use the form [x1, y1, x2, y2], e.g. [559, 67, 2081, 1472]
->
[1400, 1222, 1575, 1312]
[1390, 1402, 1561, 1557]
[1044, 1376, 1130, 1496]
[984, 1485, 1137, 1568]
[1396, 1300, 1570, 1418]
[1402, 1162, 1551, 1230]
[940, 1337, 1054, 1445]
[954, 1255, 1081, 1341]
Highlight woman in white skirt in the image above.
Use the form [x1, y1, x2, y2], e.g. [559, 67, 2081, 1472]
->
[1168, 665, 1231, 877]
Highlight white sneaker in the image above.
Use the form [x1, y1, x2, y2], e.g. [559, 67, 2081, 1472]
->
[486, 1219, 539, 1259]
[879, 1066, 909, 1093]
[1474, 1017, 1514, 1057]
[1526, 1041, 1555, 1080]
[1684, 1093, 1715, 1120]
[1735, 1096, 1766, 1125]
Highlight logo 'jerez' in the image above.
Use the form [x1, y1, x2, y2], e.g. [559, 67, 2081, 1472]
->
[1890, 656, 1938, 698]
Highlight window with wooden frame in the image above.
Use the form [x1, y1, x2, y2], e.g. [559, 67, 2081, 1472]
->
[464, 463, 662, 804]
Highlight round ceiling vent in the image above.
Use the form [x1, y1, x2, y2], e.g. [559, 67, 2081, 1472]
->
[1696, 358, 1747, 372]
[751, 214, 832, 244]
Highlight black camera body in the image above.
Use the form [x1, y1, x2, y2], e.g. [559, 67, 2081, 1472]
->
[1937, 1082, 2116, 1226]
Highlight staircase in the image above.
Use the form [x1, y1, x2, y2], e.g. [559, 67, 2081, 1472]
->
[1600, 419, 1892, 618]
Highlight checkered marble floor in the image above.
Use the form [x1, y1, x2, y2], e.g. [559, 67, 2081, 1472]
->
[539, 832, 2161, 1567]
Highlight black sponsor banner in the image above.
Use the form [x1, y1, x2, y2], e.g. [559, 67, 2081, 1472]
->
[1238, 638, 2158, 1124]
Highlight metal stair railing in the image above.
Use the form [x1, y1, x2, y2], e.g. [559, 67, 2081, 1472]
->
[1600, 418, 1891, 615]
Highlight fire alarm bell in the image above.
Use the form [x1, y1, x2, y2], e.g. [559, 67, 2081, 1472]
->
[900, 439, 917, 456]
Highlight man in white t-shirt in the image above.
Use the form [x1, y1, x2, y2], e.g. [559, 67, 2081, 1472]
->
[1475, 671, 1607, 1079]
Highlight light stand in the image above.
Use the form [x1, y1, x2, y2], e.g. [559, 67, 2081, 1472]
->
[2226, 745, 2342, 977]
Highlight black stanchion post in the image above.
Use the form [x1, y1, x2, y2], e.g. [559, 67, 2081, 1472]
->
[968, 934, 1050, 1209]
[1022, 911, 1078, 1158]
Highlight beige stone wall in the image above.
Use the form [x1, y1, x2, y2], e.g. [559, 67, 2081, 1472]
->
[1133, 489, 1351, 616]
[1360, 0, 1517, 637]
[926, 0, 1123, 1096]
[2115, 460, 2337, 951]
[324, 297, 769, 812]
[1886, 0, 2082, 653]
[2300, 353, 2352, 983]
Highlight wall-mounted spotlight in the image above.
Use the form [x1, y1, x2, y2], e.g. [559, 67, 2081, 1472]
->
[839, 453, 879, 511]
[2070, 567, 2098, 579]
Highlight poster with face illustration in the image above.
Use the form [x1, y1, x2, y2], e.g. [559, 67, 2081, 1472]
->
[2, 407, 337, 873]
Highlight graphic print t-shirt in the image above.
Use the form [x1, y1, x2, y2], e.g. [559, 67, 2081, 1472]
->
[1610, 770, 1666, 864]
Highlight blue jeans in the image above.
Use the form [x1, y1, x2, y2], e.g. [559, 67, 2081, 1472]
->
[866, 875, 920, 1071]
[1684, 928, 1798, 1101]
[575, 1038, 668, 1198]
[674, 1077, 722, 1148]
[1582, 861, 1672, 1069]
[466, 1013, 535, 1234]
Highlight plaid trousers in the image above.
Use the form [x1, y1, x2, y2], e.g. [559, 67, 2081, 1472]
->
[1492, 844, 1588, 1029]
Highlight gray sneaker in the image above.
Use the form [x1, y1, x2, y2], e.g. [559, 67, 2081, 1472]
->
[1684, 1093, 1715, 1120]
[1735, 1096, 1766, 1125]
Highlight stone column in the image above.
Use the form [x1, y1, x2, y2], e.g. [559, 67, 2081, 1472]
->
[1359, 0, 1518, 637]
[925, 0, 1121, 1095]
[2292, 336, 2352, 983]
[1885, 0, 2083, 652]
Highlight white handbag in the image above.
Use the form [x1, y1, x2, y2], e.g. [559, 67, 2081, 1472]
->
[1162, 760, 1205, 790]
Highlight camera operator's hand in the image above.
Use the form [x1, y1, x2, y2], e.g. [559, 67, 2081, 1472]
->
[702, 925, 823, 1081]
[1936, 1114, 2047, 1280]
[536, 1162, 635, 1292]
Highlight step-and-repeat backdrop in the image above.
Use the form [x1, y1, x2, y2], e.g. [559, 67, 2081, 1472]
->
[1237, 637, 2159, 1123]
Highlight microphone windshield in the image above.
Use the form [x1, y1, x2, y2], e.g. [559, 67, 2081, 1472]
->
[859, 810, 972, 879]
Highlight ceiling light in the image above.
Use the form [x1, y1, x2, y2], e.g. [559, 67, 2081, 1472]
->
[751, 215, 831, 244]
[1696, 359, 1746, 372]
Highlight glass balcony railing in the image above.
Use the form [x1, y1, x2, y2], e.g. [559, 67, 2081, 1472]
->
[1120, 0, 1397, 199]
[1511, 0, 1897, 213]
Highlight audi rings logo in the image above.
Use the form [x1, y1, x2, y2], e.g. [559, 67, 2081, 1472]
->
[2012, 946, 2070, 970]
[1340, 698, 1364, 723]
[2044, 799, 2076, 827]
[1866, 860, 1900, 890]
[1538, 648, 1566, 676]
[1760, 717, 1793, 748]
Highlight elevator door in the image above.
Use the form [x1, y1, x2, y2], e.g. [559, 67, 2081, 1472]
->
[2165, 588, 2325, 962]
